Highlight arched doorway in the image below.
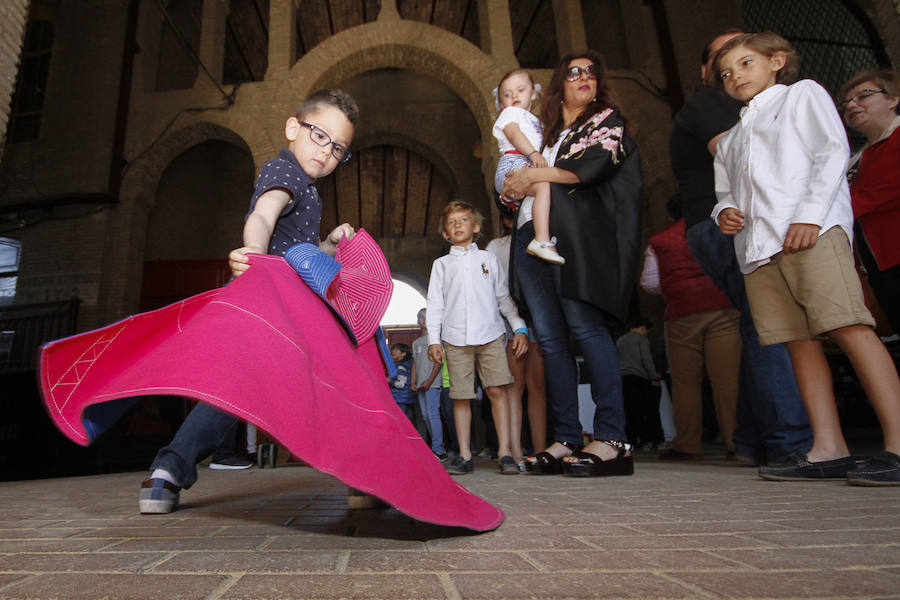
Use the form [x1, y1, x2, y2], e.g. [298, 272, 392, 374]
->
[140, 139, 254, 310]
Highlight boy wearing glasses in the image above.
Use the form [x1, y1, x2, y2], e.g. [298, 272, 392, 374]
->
[140, 89, 360, 514]
[229, 89, 358, 272]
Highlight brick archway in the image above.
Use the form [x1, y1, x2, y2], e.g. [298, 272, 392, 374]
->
[274, 19, 504, 185]
[104, 122, 256, 321]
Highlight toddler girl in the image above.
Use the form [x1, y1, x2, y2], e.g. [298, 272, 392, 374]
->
[493, 69, 564, 264]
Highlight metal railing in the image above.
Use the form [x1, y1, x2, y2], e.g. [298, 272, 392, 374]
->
[0, 298, 80, 372]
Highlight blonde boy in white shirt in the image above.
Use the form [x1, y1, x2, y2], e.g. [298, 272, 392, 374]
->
[712, 32, 900, 485]
[427, 201, 528, 475]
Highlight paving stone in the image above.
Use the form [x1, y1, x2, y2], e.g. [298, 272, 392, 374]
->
[347, 550, 535, 573]
[627, 519, 799, 535]
[152, 549, 339, 573]
[578, 534, 777, 550]
[767, 516, 900, 531]
[1, 458, 898, 600]
[103, 535, 270, 551]
[713, 545, 900, 570]
[0, 574, 28, 587]
[220, 574, 446, 599]
[671, 570, 900, 598]
[525, 548, 739, 570]
[451, 572, 696, 599]
[742, 529, 900, 546]
[425, 525, 609, 551]
[0, 552, 166, 573]
[0, 539, 112, 552]
[0, 527, 88, 540]
[0, 573, 227, 599]
[71, 525, 224, 538]
[267, 533, 426, 551]
[526, 511, 677, 525]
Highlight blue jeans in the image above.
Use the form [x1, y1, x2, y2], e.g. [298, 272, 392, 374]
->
[514, 222, 626, 445]
[150, 402, 239, 488]
[418, 387, 445, 454]
[686, 219, 812, 461]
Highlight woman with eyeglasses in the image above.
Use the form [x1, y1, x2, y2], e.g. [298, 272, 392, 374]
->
[502, 50, 642, 477]
[839, 70, 900, 334]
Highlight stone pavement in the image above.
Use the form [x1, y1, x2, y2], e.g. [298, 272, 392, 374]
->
[1, 453, 898, 600]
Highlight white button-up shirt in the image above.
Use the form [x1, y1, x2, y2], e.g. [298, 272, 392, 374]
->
[712, 80, 854, 274]
[426, 243, 526, 347]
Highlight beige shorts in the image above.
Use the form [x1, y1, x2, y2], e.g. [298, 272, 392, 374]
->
[444, 334, 513, 399]
[744, 226, 874, 345]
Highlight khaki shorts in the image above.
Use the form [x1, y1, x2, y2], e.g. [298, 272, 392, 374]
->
[744, 226, 874, 345]
[444, 334, 513, 399]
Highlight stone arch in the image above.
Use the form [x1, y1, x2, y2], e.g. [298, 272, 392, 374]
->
[851, 0, 900, 67]
[104, 121, 257, 321]
[119, 121, 255, 213]
[353, 132, 457, 194]
[272, 19, 506, 188]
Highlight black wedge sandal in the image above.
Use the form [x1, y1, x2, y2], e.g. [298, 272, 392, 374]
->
[563, 440, 634, 477]
[524, 440, 583, 475]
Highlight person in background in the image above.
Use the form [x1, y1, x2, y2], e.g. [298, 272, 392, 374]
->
[671, 29, 812, 466]
[617, 317, 664, 450]
[486, 212, 548, 470]
[713, 32, 900, 484]
[839, 70, 900, 335]
[389, 342, 417, 422]
[642, 194, 741, 460]
[411, 308, 446, 460]
[503, 50, 641, 477]
[426, 201, 528, 475]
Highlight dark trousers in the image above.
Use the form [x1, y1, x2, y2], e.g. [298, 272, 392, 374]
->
[622, 375, 664, 445]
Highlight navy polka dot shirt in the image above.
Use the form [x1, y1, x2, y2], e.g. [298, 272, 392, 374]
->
[246, 148, 322, 255]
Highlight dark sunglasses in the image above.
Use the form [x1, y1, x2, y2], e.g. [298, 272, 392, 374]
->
[565, 64, 599, 82]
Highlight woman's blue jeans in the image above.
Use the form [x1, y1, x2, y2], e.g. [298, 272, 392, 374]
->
[514, 222, 627, 446]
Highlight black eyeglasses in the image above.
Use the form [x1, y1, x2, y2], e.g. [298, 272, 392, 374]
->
[300, 122, 352, 163]
[565, 64, 599, 82]
[838, 88, 886, 111]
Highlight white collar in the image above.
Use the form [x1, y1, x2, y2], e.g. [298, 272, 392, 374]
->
[741, 83, 787, 117]
[449, 242, 479, 255]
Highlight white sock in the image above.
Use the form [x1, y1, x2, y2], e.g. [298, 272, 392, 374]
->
[150, 468, 180, 487]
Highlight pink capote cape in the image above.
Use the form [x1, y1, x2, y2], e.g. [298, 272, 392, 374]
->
[38, 252, 504, 532]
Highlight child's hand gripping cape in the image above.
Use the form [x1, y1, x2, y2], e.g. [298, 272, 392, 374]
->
[37, 229, 504, 532]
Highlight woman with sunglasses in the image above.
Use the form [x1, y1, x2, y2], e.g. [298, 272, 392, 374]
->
[839, 70, 900, 335]
[502, 50, 643, 477]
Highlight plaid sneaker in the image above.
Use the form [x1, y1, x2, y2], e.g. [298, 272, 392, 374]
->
[139, 478, 181, 514]
[758, 453, 854, 481]
[847, 451, 900, 486]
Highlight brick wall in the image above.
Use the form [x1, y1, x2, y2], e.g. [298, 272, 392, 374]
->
[0, 0, 29, 160]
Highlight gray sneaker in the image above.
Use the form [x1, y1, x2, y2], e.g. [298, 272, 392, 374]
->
[847, 451, 900, 486]
[499, 455, 520, 474]
[139, 478, 181, 514]
[446, 456, 474, 475]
